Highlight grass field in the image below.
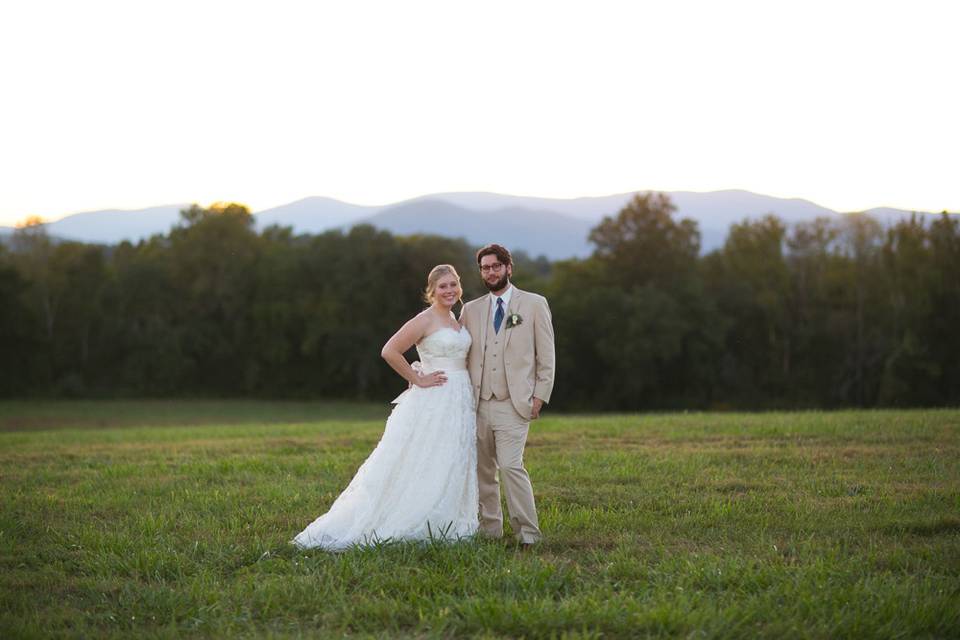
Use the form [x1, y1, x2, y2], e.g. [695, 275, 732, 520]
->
[1, 401, 958, 639]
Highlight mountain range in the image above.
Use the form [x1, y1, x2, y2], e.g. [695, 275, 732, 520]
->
[0, 191, 946, 259]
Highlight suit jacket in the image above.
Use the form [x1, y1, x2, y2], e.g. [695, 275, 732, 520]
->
[461, 286, 556, 421]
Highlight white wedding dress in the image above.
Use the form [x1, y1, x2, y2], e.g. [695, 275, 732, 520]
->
[292, 327, 479, 550]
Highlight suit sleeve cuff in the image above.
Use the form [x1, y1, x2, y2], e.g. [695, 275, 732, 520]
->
[534, 385, 552, 404]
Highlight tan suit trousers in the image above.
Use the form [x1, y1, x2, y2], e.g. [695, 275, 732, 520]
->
[476, 397, 542, 544]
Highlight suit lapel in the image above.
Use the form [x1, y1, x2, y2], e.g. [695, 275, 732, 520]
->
[478, 295, 490, 354]
[503, 288, 522, 351]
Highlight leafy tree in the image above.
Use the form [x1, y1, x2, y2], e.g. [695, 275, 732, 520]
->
[785, 217, 847, 404]
[167, 202, 260, 393]
[10, 220, 57, 343]
[876, 214, 942, 405]
[45, 242, 110, 394]
[926, 213, 960, 403]
[834, 213, 887, 405]
[0, 250, 37, 395]
[550, 192, 721, 410]
[705, 215, 792, 402]
[588, 192, 699, 290]
[108, 237, 189, 394]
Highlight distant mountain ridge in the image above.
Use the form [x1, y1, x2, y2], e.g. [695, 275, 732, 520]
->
[0, 190, 948, 259]
[360, 199, 595, 258]
[256, 197, 381, 233]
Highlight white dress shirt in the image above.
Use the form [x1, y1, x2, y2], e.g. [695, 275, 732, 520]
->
[488, 284, 514, 322]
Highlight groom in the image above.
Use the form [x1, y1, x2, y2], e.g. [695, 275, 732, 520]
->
[461, 244, 555, 547]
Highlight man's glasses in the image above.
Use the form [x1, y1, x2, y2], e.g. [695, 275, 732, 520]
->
[479, 262, 505, 274]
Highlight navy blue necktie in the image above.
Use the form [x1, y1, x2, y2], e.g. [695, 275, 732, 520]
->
[493, 298, 504, 333]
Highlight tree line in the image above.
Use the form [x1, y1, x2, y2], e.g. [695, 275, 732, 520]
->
[1, 196, 957, 409]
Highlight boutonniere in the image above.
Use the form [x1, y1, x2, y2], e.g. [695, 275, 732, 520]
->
[505, 312, 523, 329]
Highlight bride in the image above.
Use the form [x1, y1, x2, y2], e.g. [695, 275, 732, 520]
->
[292, 264, 479, 550]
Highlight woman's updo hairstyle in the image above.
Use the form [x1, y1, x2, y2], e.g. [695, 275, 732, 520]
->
[423, 264, 462, 306]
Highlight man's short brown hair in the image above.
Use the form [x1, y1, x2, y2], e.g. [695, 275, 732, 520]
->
[476, 244, 512, 267]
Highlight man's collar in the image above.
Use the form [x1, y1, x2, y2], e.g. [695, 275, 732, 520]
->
[489, 284, 514, 304]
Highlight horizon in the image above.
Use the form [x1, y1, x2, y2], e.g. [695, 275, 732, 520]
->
[1, 1, 957, 227]
[3, 187, 955, 230]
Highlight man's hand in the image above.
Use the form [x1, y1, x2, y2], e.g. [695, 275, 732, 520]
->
[531, 397, 545, 420]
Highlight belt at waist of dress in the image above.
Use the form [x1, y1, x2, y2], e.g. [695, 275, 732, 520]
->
[419, 357, 467, 372]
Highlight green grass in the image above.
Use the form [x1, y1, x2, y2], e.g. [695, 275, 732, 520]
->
[1, 401, 958, 638]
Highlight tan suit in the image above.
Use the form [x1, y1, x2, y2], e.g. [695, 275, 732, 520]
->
[461, 287, 555, 543]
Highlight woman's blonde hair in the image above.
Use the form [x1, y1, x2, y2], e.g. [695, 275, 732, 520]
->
[423, 264, 462, 306]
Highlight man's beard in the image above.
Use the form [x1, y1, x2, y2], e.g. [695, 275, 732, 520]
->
[484, 273, 510, 292]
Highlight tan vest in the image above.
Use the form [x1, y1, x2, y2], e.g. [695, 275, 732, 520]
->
[479, 325, 510, 400]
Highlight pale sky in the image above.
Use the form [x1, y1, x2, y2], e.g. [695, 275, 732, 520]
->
[1, 0, 957, 226]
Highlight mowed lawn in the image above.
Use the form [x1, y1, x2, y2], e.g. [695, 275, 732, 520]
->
[1, 401, 958, 639]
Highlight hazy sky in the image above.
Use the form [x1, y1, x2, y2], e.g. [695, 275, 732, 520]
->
[1, 0, 956, 226]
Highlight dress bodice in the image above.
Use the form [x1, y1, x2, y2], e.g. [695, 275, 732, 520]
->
[416, 327, 471, 362]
